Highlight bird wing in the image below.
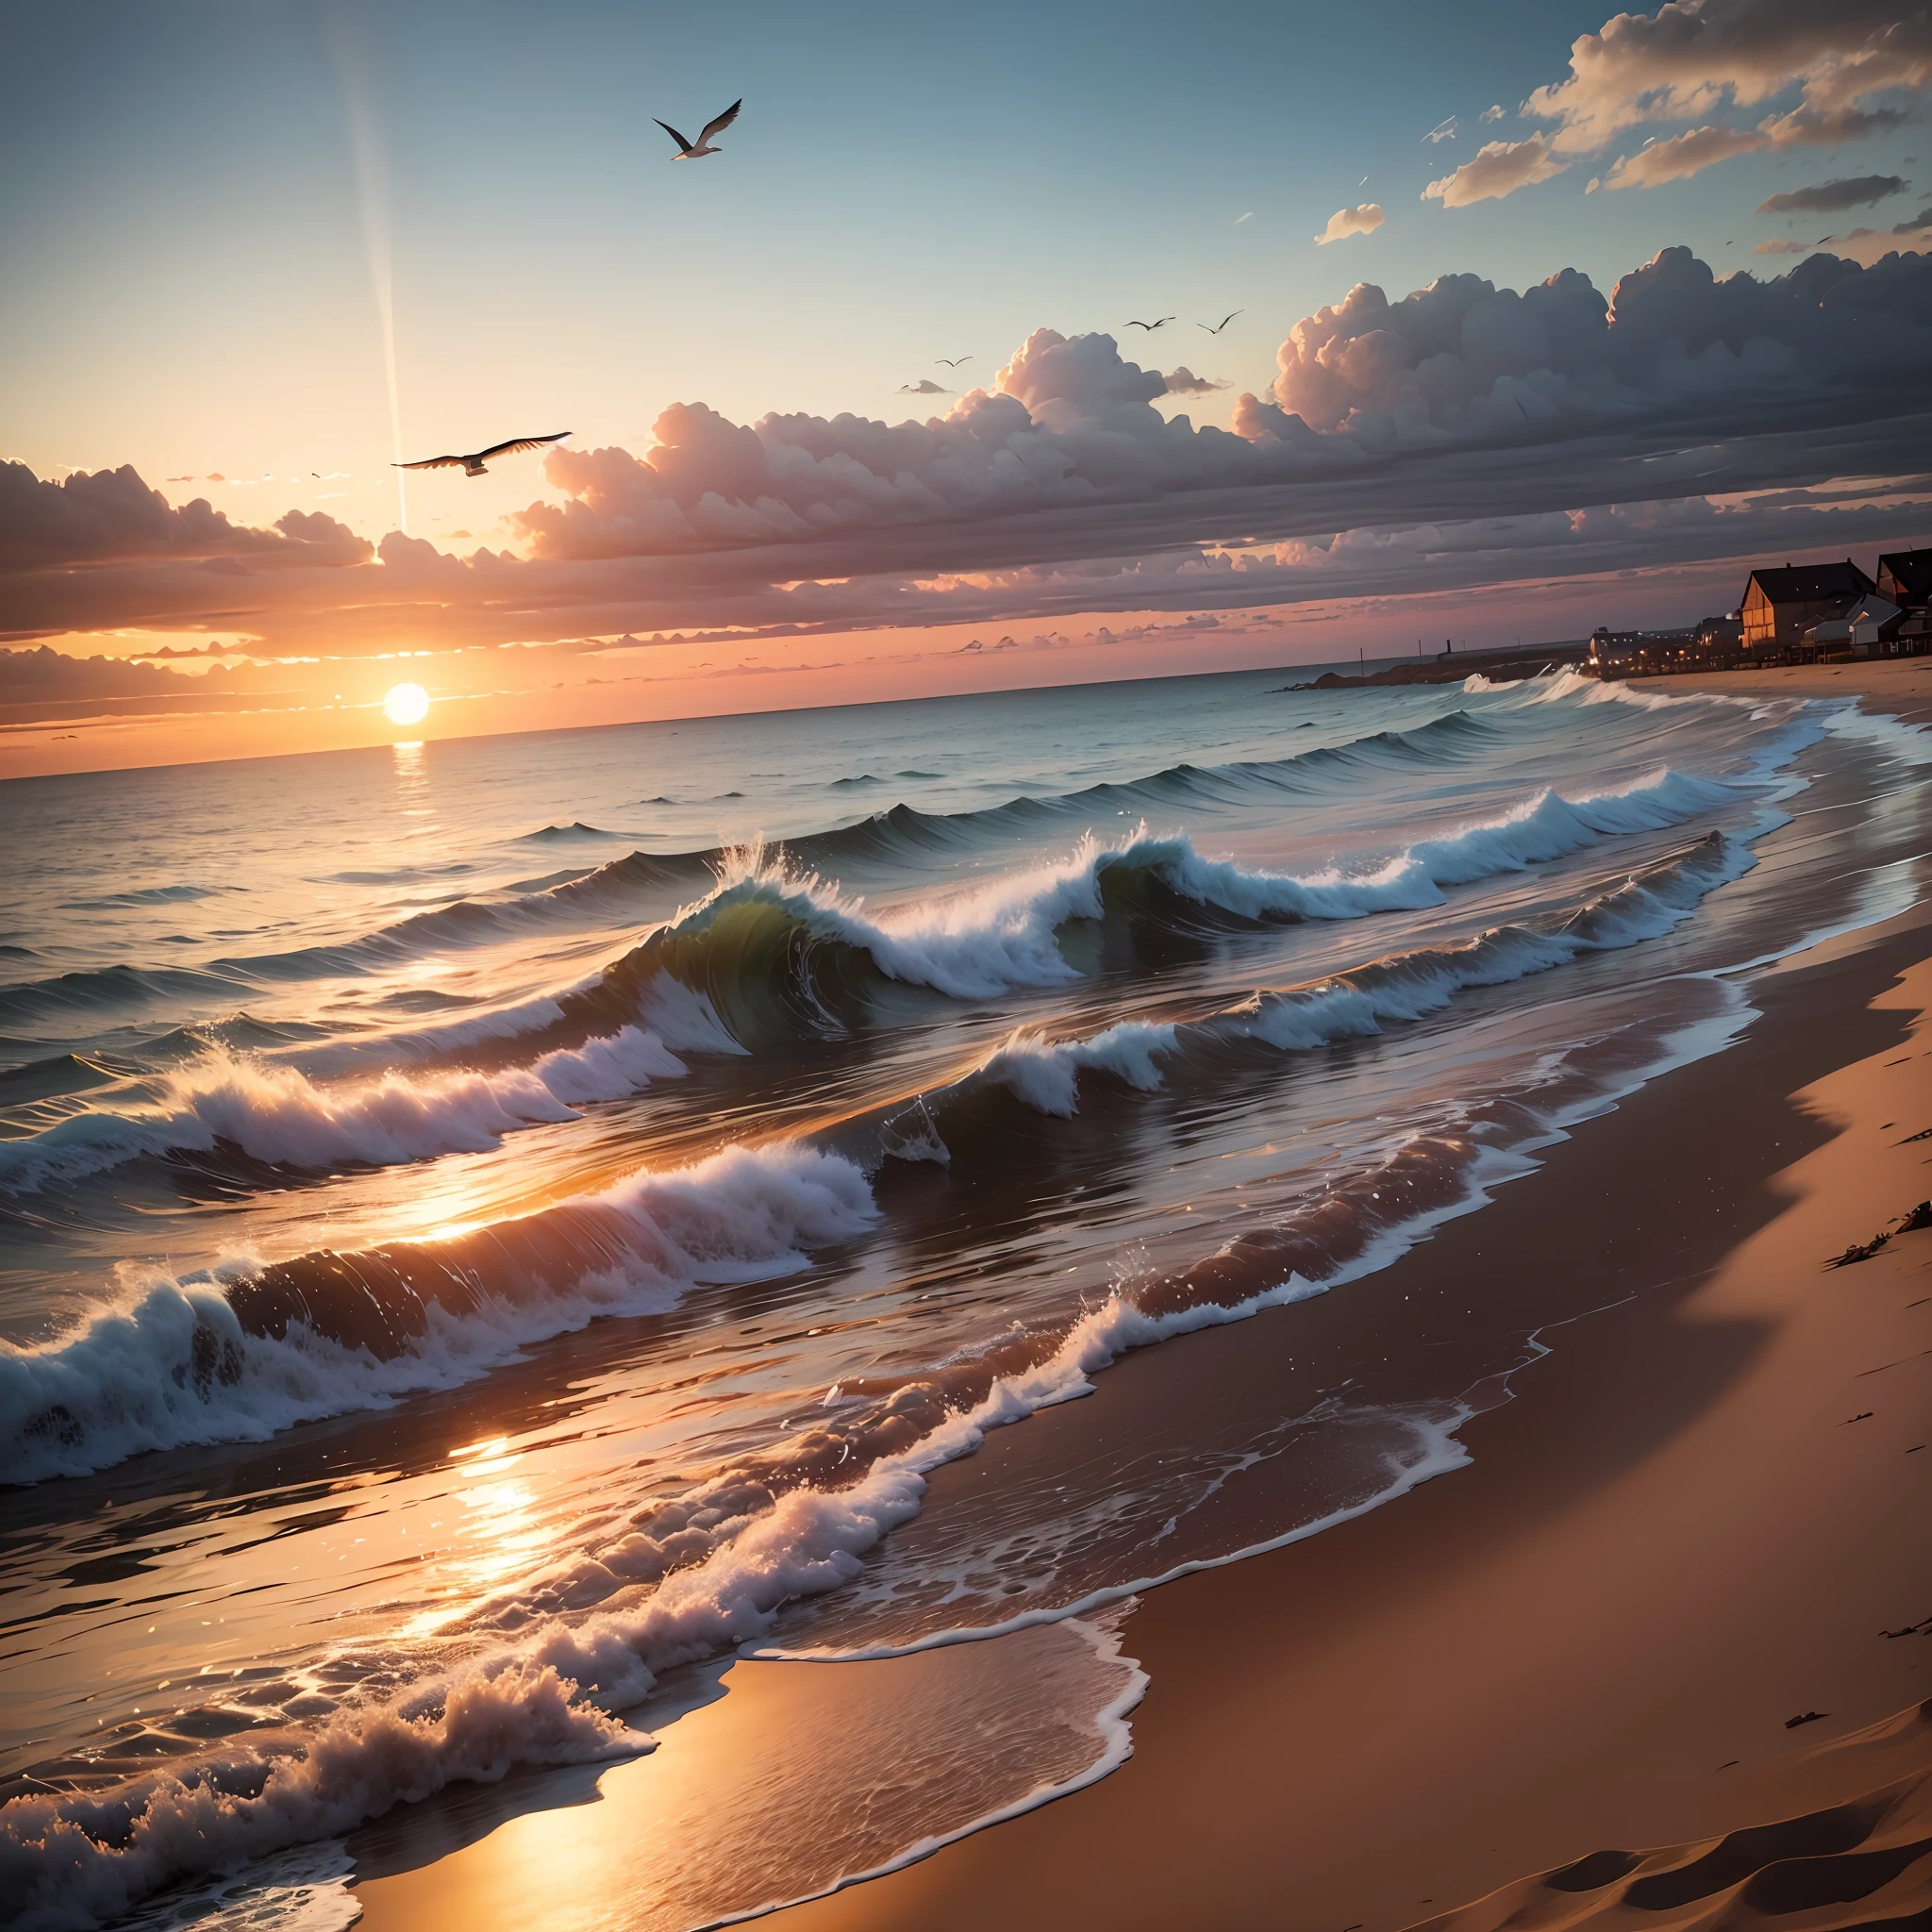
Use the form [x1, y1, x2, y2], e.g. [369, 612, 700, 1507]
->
[474, 433, 573, 461]
[1219, 310, 1242, 329]
[394, 455, 466, 470]
[655, 118, 694, 151]
[697, 98, 741, 145]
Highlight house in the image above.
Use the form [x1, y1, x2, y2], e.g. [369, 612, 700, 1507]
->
[1739, 559, 1875, 653]
[1845, 595, 1905, 654]
[1875, 547, 1932, 612]
[1696, 614, 1743, 657]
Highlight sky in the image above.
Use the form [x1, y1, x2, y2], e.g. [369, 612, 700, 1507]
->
[5, 0, 1932, 774]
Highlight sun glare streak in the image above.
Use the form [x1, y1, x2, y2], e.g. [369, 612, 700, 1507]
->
[328, 7, 408, 536]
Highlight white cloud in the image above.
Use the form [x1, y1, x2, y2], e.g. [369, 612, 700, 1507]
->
[1161, 367, 1232, 395]
[1481, 103, 1507, 122]
[1424, 116, 1459, 143]
[1315, 203, 1386, 244]
[1442, 1, 1932, 203]
[1424, 136, 1567, 207]
[1603, 123, 1768, 188]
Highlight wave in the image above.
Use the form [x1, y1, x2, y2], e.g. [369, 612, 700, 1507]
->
[955, 830, 1749, 1124]
[102, 709, 1507, 991]
[558, 768, 1744, 1049]
[0, 1140, 878, 1485]
[0, 1026, 686, 1193]
[0, 963, 260, 1031]
[5, 824, 1752, 1474]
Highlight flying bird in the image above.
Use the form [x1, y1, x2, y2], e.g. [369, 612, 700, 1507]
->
[655, 99, 742, 158]
[900, 379, 950, 394]
[936, 356, 973, 367]
[1124, 316, 1174, 330]
[394, 433, 571, 478]
[1197, 310, 1242, 334]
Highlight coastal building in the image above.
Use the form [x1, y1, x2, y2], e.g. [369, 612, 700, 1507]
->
[1739, 559, 1875, 655]
[1876, 547, 1932, 612]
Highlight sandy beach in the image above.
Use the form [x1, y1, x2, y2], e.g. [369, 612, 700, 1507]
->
[339, 669, 1932, 1932]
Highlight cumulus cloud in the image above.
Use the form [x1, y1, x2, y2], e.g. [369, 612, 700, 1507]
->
[1758, 173, 1907, 213]
[1604, 124, 1768, 188]
[1161, 367, 1231, 395]
[1431, 1, 1932, 205]
[1316, 202, 1386, 243]
[8, 243, 1932, 658]
[1424, 136, 1567, 207]
[1481, 103, 1507, 123]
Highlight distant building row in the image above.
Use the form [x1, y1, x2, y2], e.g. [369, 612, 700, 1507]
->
[1590, 547, 1932, 676]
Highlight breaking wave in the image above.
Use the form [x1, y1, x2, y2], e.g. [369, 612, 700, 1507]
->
[0, 1027, 687, 1192]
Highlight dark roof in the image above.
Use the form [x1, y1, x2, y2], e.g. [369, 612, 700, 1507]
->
[1877, 548, 1932, 600]
[1745, 559, 1875, 605]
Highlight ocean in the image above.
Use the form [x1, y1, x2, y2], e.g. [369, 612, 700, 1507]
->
[3, 661, 1929, 1930]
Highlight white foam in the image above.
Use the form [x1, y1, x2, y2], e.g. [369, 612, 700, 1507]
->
[0, 1027, 687, 1192]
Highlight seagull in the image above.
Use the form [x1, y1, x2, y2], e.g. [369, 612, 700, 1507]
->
[1197, 310, 1242, 334]
[1125, 316, 1174, 330]
[655, 99, 741, 158]
[394, 433, 571, 478]
[899, 379, 949, 394]
[936, 356, 973, 367]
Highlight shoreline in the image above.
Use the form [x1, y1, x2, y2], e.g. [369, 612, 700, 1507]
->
[753, 913, 1932, 1932]
[343, 758, 1932, 1925]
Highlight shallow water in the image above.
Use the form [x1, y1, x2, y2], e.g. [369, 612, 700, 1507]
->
[2, 662, 1928, 1929]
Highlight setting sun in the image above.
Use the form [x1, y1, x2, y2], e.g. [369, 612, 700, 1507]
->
[382, 682, 430, 726]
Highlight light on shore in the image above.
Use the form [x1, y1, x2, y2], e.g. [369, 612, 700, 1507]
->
[383, 682, 430, 726]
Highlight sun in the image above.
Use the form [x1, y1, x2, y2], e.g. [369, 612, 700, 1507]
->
[383, 682, 430, 727]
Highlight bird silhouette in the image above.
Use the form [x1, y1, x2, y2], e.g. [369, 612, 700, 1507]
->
[656, 100, 741, 158]
[394, 434, 571, 478]
[1124, 316, 1174, 331]
[936, 356, 973, 367]
[1197, 311, 1242, 334]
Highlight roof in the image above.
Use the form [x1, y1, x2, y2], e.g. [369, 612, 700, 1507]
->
[1877, 548, 1932, 599]
[1846, 596, 1903, 627]
[1744, 560, 1875, 605]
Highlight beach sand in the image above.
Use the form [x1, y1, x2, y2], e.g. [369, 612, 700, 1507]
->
[349, 681, 1932, 1932]
[1647, 657, 1932, 720]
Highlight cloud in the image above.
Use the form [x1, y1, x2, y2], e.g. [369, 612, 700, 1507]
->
[1316, 202, 1386, 244]
[1817, 203, 1932, 262]
[1757, 173, 1907, 213]
[1753, 236, 1815, 253]
[9, 243, 1932, 660]
[1161, 367, 1231, 395]
[0, 464, 373, 574]
[1526, 0, 1931, 153]
[898, 379, 949, 394]
[1481, 104, 1507, 123]
[1424, 116, 1459, 143]
[1603, 123, 1768, 188]
[1424, 136, 1567, 207]
[1435, 1, 1932, 203]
